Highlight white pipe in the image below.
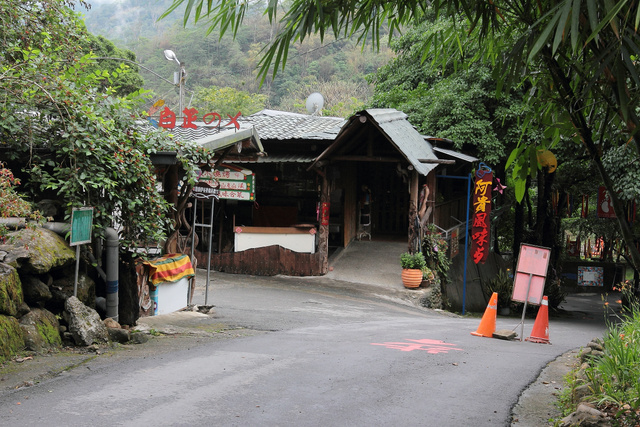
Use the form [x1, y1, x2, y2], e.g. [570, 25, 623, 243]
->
[0, 217, 27, 228]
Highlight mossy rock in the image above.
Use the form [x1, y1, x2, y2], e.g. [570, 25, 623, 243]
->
[0, 263, 24, 317]
[0, 228, 74, 274]
[0, 314, 25, 362]
[19, 308, 61, 352]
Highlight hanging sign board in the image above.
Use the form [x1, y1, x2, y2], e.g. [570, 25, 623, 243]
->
[471, 169, 492, 264]
[511, 244, 551, 305]
[199, 167, 255, 201]
[597, 186, 616, 218]
[192, 181, 220, 200]
[450, 227, 459, 259]
[70, 207, 93, 246]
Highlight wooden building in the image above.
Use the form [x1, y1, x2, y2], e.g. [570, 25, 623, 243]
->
[168, 109, 475, 276]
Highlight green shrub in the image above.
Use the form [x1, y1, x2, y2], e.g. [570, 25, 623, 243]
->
[483, 269, 513, 309]
[400, 252, 427, 269]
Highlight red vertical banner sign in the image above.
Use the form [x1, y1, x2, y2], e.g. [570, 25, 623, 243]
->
[321, 202, 330, 226]
[597, 186, 616, 218]
[471, 169, 492, 264]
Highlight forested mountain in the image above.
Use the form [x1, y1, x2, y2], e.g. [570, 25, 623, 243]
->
[78, 0, 393, 117]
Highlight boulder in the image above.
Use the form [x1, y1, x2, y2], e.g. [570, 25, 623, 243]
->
[64, 296, 109, 346]
[572, 384, 593, 404]
[103, 317, 120, 329]
[0, 262, 23, 316]
[107, 327, 130, 343]
[21, 274, 52, 307]
[19, 308, 61, 352]
[130, 332, 149, 344]
[0, 314, 25, 363]
[0, 228, 75, 274]
[560, 403, 610, 426]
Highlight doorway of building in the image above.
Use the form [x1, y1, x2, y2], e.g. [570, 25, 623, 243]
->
[359, 162, 409, 239]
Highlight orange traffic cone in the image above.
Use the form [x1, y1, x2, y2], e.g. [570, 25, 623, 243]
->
[471, 292, 498, 337]
[526, 295, 551, 344]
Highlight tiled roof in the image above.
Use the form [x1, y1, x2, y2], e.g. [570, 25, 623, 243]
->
[242, 109, 346, 141]
[363, 109, 439, 176]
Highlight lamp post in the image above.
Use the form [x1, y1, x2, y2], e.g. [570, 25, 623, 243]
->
[164, 49, 186, 117]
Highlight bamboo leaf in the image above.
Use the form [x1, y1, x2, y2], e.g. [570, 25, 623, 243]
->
[571, 0, 581, 51]
[585, 0, 628, 46]
[529, 12, 562, 61]
[553, 0, 572, 53]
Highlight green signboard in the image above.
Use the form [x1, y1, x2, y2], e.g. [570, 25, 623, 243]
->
[70, 207, 93, 246]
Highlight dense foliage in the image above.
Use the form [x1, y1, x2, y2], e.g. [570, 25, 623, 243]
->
[0, 0, 205, 253]
[80, 0, 392, 118]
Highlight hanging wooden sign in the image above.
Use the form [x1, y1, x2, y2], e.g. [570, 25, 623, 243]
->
[471, 168, 492, 264]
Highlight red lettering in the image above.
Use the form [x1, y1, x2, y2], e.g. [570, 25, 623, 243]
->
[223, 111, 241, 130]
[203, 112, 222, 126]
[158, 106, 176, 129]
[181, 108, 198, 129]
[473, 247, 486, 263]
[472, 229, 489, 247]
[472, 213, 487, 228]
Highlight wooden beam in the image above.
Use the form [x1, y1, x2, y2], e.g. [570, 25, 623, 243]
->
[419, 158, 456, 164]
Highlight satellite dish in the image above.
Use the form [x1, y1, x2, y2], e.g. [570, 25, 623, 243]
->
[305, 92, 324, 115]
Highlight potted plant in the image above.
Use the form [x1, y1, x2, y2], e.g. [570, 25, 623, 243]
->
[421, 266, 436, 287]
[400, 252, 426, 288]
[484, 269, 514, 315]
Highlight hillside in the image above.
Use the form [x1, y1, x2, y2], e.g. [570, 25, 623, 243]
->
[78, 0, 394, 117]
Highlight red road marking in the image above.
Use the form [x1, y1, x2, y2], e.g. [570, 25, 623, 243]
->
[371, 338, 463, 354]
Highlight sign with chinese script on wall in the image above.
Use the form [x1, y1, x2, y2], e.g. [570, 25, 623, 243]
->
[471, 170, 492, 264]
[198, 167, 255, 201]
[450, 227, 459, 259]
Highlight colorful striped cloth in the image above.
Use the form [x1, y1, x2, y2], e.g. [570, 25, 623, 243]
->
[144, 254, 195, 286]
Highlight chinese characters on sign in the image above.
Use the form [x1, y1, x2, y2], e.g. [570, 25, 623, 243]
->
[471, 169, 492, 264]
[198, 167, 255, 201]
[149, 107, 242, 130]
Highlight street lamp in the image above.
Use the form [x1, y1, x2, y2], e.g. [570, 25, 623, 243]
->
[164, 49, 186, 117]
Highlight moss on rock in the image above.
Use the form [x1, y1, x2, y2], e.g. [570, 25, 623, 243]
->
[0, 228, 74, 274]
[0, 263, 24, 317]
[0, 314, 25, 362]
[19, 308, 61, 352]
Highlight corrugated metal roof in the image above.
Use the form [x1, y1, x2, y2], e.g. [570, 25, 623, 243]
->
[137, 120, 264, 154]
[365, 109, 439, 176]
[233, 154, 316, 164]
[432, 146, 478, 163]
[243, 109, 346, 141]
[193, 125, 263, 153]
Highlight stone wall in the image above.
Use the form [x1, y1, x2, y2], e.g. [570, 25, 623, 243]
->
[0, 227, 95, 362]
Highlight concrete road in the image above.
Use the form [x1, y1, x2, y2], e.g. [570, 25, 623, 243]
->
[0, 272, 611, 426]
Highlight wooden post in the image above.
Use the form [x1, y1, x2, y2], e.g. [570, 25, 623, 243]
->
[409, 170, 419, 249]
[318, 172, 330, 274]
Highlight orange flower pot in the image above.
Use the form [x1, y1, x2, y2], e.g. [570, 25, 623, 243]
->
[402, 268, 422, 288]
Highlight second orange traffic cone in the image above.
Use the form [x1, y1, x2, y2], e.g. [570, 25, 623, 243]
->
[526, 295, 551, 344]
[471, 292, 498, 337]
